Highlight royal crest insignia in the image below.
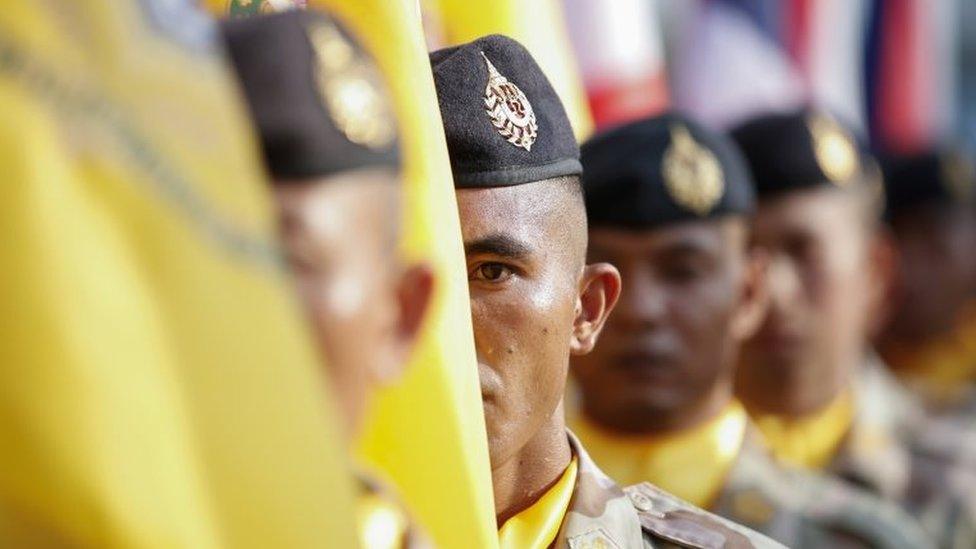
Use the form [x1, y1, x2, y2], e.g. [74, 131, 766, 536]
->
[482, 52, 538, 152]
[661, 124, 725, 215]
[941, 149, 975, 202]
[809, 114, 858, 185]
[307, 19, 396, 150]
[568, 528, 620, 549]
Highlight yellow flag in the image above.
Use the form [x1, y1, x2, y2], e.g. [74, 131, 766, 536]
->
[200, 2, 496, 546]
[432, 0, 594, 141]
[309, 2, 498, 547]
[0, 2, 356, 547]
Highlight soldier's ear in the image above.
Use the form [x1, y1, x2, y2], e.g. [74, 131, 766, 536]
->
[388, 261, 435, 376]
[864, 228, 898, 339]
[731, 246, 769, 341]
[570, 262, 622, 355]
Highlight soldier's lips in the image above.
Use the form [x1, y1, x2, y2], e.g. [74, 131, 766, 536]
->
[610, 351, 679, 381]
[755, 327, 806, 356]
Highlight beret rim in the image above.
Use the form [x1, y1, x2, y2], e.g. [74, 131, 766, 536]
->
[453, 157, 582, 188]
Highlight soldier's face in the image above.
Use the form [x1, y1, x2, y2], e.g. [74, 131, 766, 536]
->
[576, 219, 766, 432]
[456, 180, 619, 468]
[886, 204, 976, 343]
[277, 169, 432, 438]
[738, 187, 876, 416]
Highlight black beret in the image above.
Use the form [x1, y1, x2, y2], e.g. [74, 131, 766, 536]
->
[581, 112, 755, 230]
[429, 34, 581, 187]
[730, 108, 867, 199]
[221, 10, 400, 182]
[881, 147, 976, 220]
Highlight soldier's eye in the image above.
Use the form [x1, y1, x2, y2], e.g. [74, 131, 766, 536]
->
[471, 263, 514, 283]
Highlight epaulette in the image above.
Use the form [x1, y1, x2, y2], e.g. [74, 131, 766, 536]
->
[624, 483, 785, 549]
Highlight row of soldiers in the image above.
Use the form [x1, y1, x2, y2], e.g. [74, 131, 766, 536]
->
[221, 7, 976, 548]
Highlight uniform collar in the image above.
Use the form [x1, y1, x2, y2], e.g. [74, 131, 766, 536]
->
[560, 432, 787, 548]
[555, 431, 646, 548]
[827, 357, 913, 500]
[498, 456, 578, 549]
[571, 402, 748, 508]
[884, 303, 976, 411]
[751, 389, 855, 470]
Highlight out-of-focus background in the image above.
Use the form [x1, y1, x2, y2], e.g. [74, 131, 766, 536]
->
[423, 0, 974, 152]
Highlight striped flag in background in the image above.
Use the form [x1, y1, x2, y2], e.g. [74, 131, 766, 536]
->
[562, 0, 669, 131]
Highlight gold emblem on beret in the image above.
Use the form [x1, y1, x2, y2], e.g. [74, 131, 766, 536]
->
[809, 114, 859, 185]
[661, 124, 725, 215]
[307, 19, 396, 150]
[482, 52, 538, 152]
[941, 149, 975, 202]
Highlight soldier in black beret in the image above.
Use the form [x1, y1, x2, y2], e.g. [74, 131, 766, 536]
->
[731, 108, 976, 546]
[876, 147, 976, 415]
[729, 108, 883, 434]
[430, 35, 782, 548]
[221, 10, 432, 547]
[571, 111, 927, 548]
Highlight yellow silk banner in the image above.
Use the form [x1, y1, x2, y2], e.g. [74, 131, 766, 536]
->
[311, 2, 497, 547]
[201, 0, 497, 546]
[0, 1, 356, 546]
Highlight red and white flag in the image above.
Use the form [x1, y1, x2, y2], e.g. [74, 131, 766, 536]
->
[563, 0, 669, 131]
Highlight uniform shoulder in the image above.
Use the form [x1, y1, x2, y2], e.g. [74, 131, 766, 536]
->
[713, 428, 933, 547]
[623, 482, 786, 549]
[744, 456, 930, 548]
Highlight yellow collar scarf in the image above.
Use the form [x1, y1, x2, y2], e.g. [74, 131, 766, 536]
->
[751, 390, 855, 470]
[498, 456, 578, 549]
[571, 402, 748, 508]
[885, 305, 976, 409]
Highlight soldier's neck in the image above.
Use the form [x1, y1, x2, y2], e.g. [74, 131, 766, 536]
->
[583, 381, 733, 435]
[492, 400, 572, 528]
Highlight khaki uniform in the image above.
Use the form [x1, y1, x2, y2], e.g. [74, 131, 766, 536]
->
[712, 430, 930, 548]
[825, 358, 976, 548]
[557, 433, 784, 548]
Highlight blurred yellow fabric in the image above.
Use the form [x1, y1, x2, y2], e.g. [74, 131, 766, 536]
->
[0, 1, 357, 547]
[886, 304, 976, 409]
[202, 2, 498, 546]
[431, 0, 594, 141]
[753, 391, 855, 470]
[573, 402, 747, 508]
[310, 2, 498, 547]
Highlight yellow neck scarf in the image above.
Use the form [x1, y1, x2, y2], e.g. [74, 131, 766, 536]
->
[498, 457, 578, 549]
[886, 306, 976, 409]
[751, 390, 855, 470]
[571, 402, 748, 508]
[357, 489, 409, 549]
